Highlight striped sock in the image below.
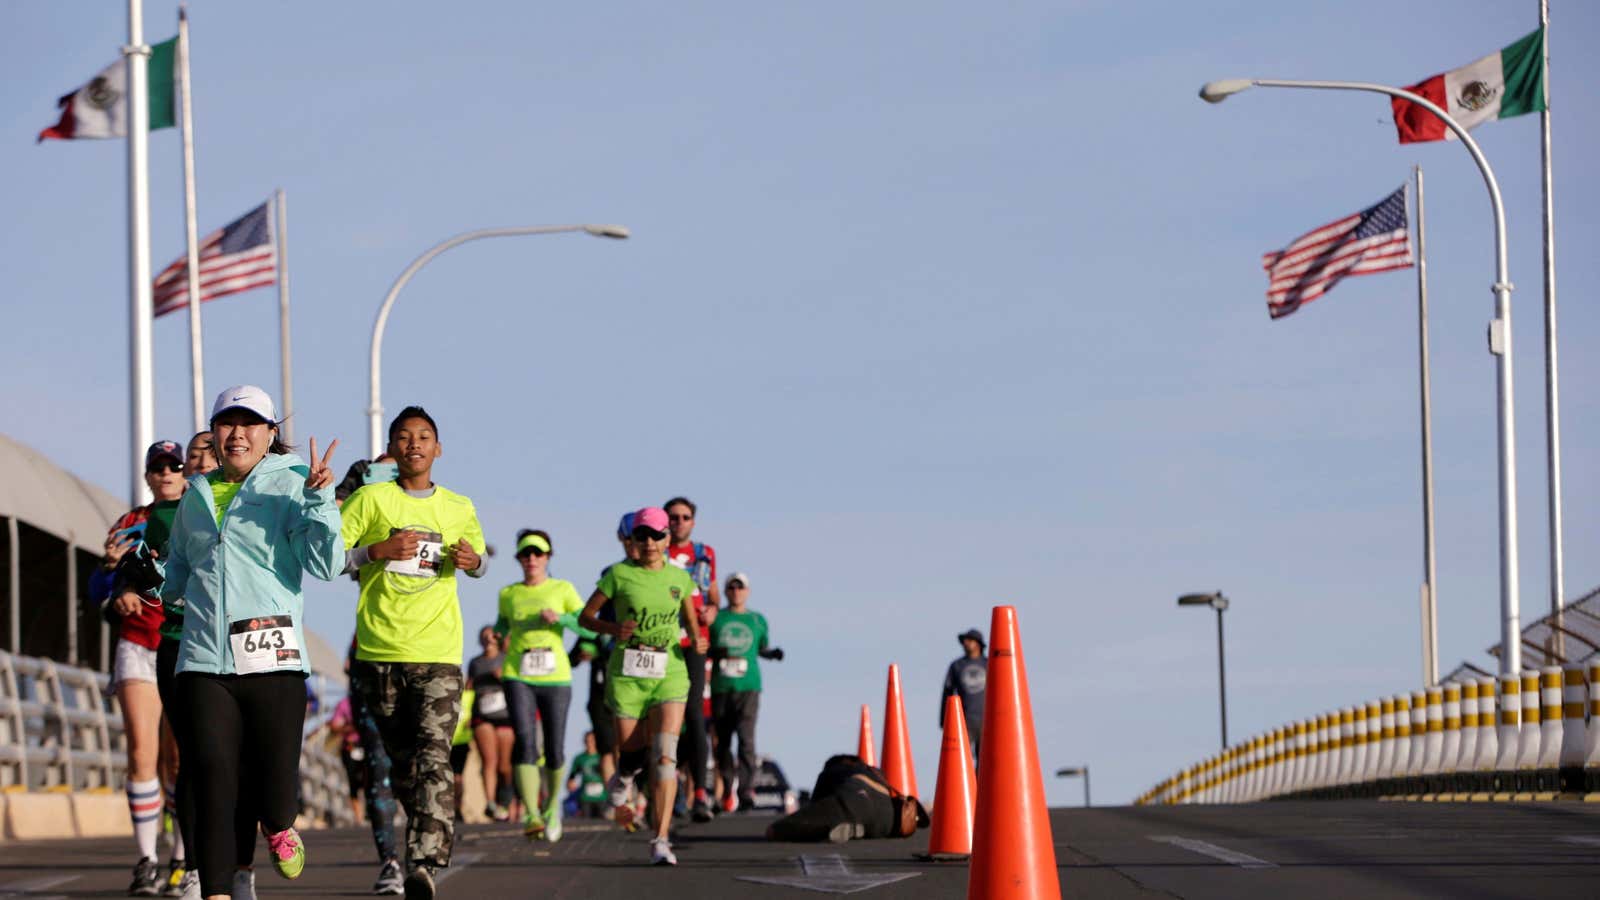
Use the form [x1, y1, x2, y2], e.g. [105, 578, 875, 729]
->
[163, 781, 184, 862]
[127, 778, 161, 861]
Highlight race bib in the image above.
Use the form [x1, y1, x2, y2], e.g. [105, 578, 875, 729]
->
[718, 657, 748, 678]
[621, 648, 667, 680]
[519, 648, 557, 678]
[582, 781, 605, 799]
[476, 689, 507, 716]
[385, 529, 445, 577]
[228, 615, 302, 675]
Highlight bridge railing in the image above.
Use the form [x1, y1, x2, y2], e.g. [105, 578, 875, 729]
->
[1136, 661, 1600, 804]
[0, 650, 353, 828]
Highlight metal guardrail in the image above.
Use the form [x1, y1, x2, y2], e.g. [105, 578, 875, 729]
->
[0, 650, 354, 827]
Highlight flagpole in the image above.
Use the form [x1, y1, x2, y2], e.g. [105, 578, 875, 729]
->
[1413, 166, 1439, 687]
[125, 0, 155, 505]
[275, 189, 294, 446]
[177, 3, 206, 434]
[1537, 0, 1565, 660]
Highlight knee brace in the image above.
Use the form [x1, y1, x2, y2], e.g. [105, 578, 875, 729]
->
[654, 732, 679, 784]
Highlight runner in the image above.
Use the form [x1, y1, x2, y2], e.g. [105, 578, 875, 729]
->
[465, 626, 514, 821]
[940, 629, 987, 766]
[156, 385, 342, 900]
[92, 439, 186, 896]
[147, 431, 216, 899]
[336, 467, 405, 896]
[566, 732, 607, 818]
[579, 507, 707, 865]
[709, 572, 783, 812]
[341, 406, 487, 900]
[495, 529, 595, 842]
[663, 497, 717, 822]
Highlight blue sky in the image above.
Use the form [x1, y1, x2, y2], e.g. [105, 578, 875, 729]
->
[3, 1, 1595, 806]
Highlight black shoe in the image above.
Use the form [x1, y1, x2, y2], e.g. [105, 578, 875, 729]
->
[691, 799, 713, 823]
[129, 857, 162, 897]
[402, 865, 435, 900]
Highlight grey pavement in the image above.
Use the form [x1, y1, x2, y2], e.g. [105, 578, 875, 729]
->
[2, 802, 1598, 897]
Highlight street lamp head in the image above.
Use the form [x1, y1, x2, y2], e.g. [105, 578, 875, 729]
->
[1199, 79, 1254, 103]
[583, 224, 631, 239]
[1055, 767, 1086, 777]
[1178, 592, 1228, 611]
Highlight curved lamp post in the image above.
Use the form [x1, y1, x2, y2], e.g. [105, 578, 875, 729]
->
[367, 224, 630, 456]
[1055, 766, 1091, 807]
[1199, 78, 1522, 676]
[1179, 592, 1230, 748]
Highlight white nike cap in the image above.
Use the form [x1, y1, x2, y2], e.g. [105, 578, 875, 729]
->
[210, 384, 278, 424]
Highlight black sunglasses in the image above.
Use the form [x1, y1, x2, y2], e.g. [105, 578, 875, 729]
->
[146, 462, 181, 474]
[631, 528, 668, 542]
[518, 548, 549, 558]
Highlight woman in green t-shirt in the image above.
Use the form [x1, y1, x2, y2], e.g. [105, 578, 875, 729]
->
[494, 529, 594, 843]
[579, 507, 706, 867]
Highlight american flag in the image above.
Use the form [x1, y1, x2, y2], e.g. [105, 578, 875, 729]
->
[153, 200, 277, 317]
[1262, 184, 1413, 320]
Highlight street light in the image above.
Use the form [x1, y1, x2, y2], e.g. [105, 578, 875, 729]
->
[1054, 766, 1091, 807]
[1197, 77, 1522, 676]
[366, 224, 630, 457]
[1178, 592, 1229, 748]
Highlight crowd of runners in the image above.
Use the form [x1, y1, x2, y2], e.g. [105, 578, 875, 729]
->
[92, 384, 785, 899]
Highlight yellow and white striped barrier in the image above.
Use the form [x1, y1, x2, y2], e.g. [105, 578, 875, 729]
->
[1389, 693, 1412, 787]
[1515, 669, 1543, 796]
[1407, 689, 1427, 783]
[1455, 679, 1479, 783]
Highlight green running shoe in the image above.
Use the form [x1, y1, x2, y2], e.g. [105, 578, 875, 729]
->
[263, 826, 305, 880]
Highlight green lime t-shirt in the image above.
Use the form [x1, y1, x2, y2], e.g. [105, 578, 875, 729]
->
[496, 579, 585, 685]
[710, 608, 769, 693]
[340, 481, 486, 665]
[205, 473, 244, 525]
[596, 561, 695, 664]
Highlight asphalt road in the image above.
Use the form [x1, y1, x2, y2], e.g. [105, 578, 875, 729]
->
[3, 801, 1599, 898]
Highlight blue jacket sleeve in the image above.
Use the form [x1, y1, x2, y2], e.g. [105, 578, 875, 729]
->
[88, 566, 116, 607]
[289, 481, 344, 582]
[158, 500, 193, 603]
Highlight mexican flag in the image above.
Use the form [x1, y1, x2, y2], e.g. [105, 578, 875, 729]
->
[37, 37, 177, 141]
[1391, 27, 1545, 144]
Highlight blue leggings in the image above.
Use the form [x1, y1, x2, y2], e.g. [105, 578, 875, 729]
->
[504, 680, 571, 768]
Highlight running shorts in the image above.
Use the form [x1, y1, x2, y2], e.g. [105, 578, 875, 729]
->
[605, 658, 690, 720]
[112, 637, 159, 689]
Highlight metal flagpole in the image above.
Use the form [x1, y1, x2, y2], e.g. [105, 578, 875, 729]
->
[177, 3, 206, 433]
[1538, 0, 1565, 661]
[125, 0, 155, 505]
[275, 189, 294, 445]
[1414, 166, 1438, 687]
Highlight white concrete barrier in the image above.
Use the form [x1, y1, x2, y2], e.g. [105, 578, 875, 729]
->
[1537, 666, 1563, 773]
[1559, 663, 1588, 774]
[1515, 669, 1543, 780]
[1312, 713, 1333, 790]
[1493, 672, 1522, 785]
[1439, 683, 1462, 779]
[1473, 676, 1498, 775]
[1389, 694, 1412, 784]
[1361, 699, 1382, 785]
[1407, 690, 1427, 780]
[1375, 696, 1396, 781]
[1334, 707, 1355, 788]
[1420, 686, 1444, 779]
[1350, 704, 1370, 787]
[1456, 680, 1479, 778]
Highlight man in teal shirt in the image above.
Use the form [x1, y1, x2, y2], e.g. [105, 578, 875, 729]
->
[708, 572, 783, 812]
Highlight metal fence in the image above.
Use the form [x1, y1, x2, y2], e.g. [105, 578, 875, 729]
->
[0, 650, 354, 828]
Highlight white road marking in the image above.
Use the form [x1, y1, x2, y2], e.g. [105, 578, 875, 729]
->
[738, 853, 922, 894]
[434, 852, 483, 885]
[0, 874, 79, 899]
[1558, 836, 1600, 847]
[1150, 835, 1277, 869]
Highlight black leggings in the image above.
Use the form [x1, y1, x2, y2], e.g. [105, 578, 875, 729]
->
[177, 672, 306, 898]
[154, 641, 197, 865]
[678, 648, 710, 793]
[504, 680, 570, 769]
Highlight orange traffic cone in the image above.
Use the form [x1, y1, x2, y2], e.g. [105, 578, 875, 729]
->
[881, 663, 919, 798]
[857, 704, 877, 766]
[924, 694, 977, 859]
[967, 606, 1060, 900]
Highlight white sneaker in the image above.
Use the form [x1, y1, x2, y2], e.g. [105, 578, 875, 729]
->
[606, 771, 634, 808]
[231, 869, 257, 900]
[175, 870, 201, 900]
[650, 837, 677, 866]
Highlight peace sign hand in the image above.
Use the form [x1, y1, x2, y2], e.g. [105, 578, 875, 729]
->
[305, 437, 340, 491]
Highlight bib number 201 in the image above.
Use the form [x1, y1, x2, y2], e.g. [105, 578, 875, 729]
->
[228, 615, 302, 675]
[621, 648, 667, 680]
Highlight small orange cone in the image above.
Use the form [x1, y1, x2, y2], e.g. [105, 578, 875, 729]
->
[967, 606, 1060, 900]
[881, 663, 919, 797]
[857, 704, 877, 766]
[924, 694, 977, 859]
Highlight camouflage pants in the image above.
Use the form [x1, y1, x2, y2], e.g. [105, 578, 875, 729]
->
[350, 661, 463, 869]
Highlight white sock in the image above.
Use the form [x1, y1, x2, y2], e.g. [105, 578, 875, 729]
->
[128, 778, 162, 861]
[164, 781, 184, 862]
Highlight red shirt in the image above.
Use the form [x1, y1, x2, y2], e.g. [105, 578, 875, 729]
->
[668, 542, 715, 645]
[105, 508, 166, 650]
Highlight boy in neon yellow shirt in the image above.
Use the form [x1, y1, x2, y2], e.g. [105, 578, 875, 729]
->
[341, 406, 486, 900]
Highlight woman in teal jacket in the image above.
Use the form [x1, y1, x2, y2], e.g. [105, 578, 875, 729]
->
[158, 385, 341, 900]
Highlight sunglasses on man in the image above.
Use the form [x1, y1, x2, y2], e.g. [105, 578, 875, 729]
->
[146, 461, 182, 475]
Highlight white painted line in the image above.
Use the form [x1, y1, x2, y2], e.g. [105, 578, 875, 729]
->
[1150, 836, 1277, 869]
[1558, 836, 1600, 847]
[434, 852, 483, 885]
[0, 874, 79, 900]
